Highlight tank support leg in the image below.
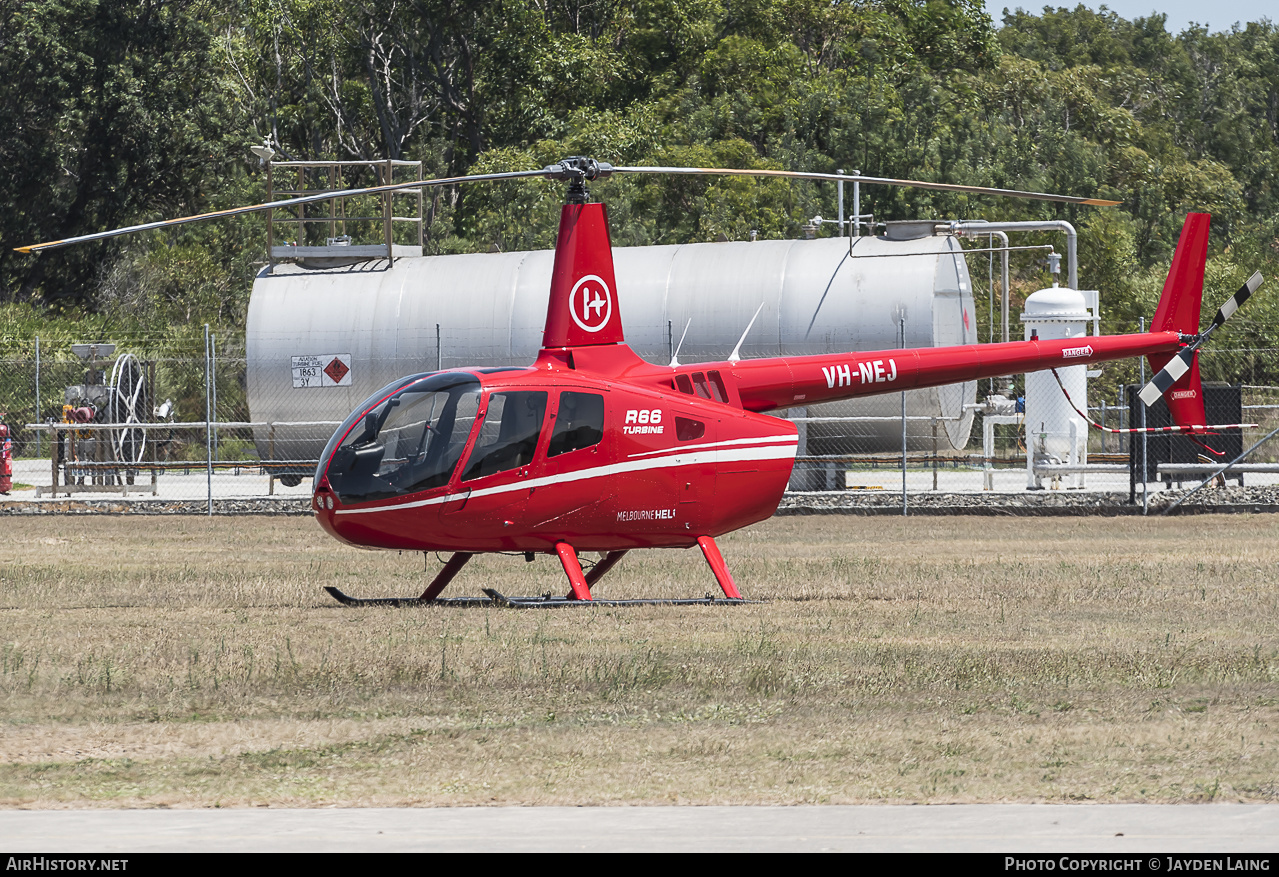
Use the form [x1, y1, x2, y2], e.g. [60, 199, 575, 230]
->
[419, 552, 473, 601]
[555, 542, 593, 601]
[697, 536, 743, 600]
[563, 550, 628, 599]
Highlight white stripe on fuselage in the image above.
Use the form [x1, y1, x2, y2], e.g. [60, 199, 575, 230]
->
[627, 434, 797, 459]
[335, 435, 798, 517]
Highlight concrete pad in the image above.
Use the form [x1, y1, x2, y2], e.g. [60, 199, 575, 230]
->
[2, 805, 1277, 852]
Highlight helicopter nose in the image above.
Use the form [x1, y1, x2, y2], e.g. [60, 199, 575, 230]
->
[312, 476, 336, 513]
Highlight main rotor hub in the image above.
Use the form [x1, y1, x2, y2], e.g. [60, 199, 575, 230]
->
[542, 157, 614, 204]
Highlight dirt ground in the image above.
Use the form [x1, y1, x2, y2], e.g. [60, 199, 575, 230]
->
[1, 513, 1277, 807]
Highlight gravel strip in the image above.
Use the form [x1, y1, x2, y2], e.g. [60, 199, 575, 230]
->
[0, 498, 314, 515]
[778, 486, 1279, 516]
[3, 486, 1278, 516]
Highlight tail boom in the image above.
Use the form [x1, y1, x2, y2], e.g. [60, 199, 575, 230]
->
[729, 331, 1183, 413]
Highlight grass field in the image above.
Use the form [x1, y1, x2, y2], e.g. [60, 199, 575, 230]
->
[2, 513, 1278, 808]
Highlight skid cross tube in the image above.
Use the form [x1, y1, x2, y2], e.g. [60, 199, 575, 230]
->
[421, 552, 474, 601]
[564, 549, 630, 599]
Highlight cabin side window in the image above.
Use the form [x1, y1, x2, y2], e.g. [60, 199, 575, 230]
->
[691, 372, 713, 399]
[547, 392, 605, 457]
[706, 370, 729, 403]
[675, 416, 705, 441]
[673, 370, 730, 404]
[461, 391, 549, 481]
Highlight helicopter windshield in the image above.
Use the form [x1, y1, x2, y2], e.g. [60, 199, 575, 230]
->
[320, 372, 481, 504]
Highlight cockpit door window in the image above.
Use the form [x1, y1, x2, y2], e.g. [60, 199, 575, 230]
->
[547, 391, 604, 457]
[461, 391, 549, 481]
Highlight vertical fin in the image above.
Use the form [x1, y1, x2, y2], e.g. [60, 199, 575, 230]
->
[1148, 213, 1210, 430]
[1152, 212, 1209, 335]
[541, 203, 625, 349]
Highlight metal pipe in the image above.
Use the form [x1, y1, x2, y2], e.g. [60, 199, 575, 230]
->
[995, 231, 1010, 343]
[270, 159, 423, 167]
[27, 420, 344, 432]
[837, 169, 845, 237]
[853, 173, 861, 238]
[1163, 424, 1279, 515]
[788, 415, 963, 423]
[266, 161, 274, 271]
[945, 219, 1077, 293]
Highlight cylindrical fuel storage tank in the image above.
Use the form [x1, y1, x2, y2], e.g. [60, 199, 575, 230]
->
[1021, 287, 1090, 489]
[246, 233, 977, 461]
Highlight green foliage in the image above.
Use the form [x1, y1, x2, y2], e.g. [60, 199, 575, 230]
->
[1, 0, 1277, 386]
[0, 0, 235, 307]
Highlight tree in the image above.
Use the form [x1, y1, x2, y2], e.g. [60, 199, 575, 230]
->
[0, 0, 232, 307]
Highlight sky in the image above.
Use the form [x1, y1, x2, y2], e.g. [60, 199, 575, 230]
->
[984, 1, 1274, 34]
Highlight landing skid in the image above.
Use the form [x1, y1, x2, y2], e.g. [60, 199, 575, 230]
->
[482, 588, 752, 608]
[323, 586, 751, 608]
[324, 587, 492, 607]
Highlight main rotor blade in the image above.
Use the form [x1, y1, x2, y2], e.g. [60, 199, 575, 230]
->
[14, 168, 552, 253]
[612, 166, 1122, 206]
[1211, 271, 1263, 328]
[16, 158, 1120, 254]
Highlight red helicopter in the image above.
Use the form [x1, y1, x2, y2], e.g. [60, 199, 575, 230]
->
[17, 158, 1261, 606]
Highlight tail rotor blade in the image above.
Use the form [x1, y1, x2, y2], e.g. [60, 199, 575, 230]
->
[1142, 271, 1264, 408]
[1211, 271, 1263, 328]
[1139, 346, 1195, 407]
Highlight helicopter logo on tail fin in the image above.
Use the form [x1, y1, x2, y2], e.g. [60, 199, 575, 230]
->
[570, 275, 613, 333]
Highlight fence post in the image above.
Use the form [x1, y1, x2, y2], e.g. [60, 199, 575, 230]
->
[900, 315, 907, 516]
[205, 324, 213, 516]
[1140, 317, 1148, 516]
[34, 336, 41, 457]
[268, 423, 276, 496]
[211, 333, 218, 461]
[932, 417, 938, 491]
[50, 425, 58, 496]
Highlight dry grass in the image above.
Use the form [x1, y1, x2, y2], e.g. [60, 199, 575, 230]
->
[1, 513, 1278, 807]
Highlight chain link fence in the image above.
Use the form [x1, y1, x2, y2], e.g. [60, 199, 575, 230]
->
[3, 334, 1279, 505]
[0, 333, 316, 504]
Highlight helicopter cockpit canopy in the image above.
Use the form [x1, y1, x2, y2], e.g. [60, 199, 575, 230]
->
[319, 372, 482, 504]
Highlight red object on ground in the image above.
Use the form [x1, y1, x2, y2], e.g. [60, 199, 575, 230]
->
[0, 423, 12, 494]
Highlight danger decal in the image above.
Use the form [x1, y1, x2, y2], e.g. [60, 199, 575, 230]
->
[292, 354, 353, 388]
